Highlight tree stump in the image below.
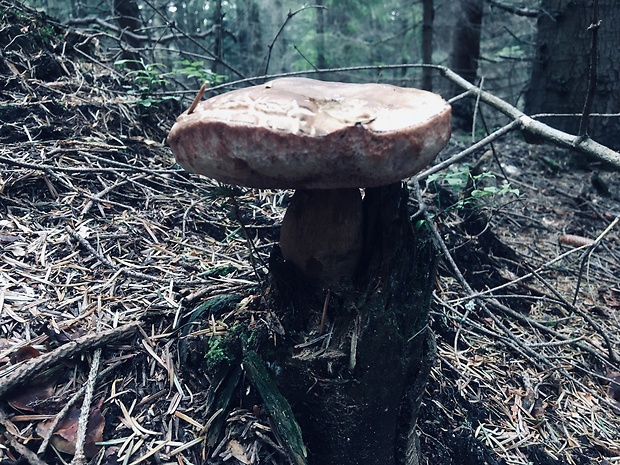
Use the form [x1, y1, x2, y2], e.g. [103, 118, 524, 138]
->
[267, 182, 437, 465]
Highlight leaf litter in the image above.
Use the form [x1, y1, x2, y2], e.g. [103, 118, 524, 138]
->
[0, 2, 619, 464]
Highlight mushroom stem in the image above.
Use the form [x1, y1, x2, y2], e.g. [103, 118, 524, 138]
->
[280, 188, 363, 285]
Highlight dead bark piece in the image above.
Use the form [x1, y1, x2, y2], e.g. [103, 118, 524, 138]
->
[559, 234, 595, 248]
[243, 350, 307, 465]
[437, 66, 620, 169]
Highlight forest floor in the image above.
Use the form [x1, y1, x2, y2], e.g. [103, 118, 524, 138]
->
[1, 2, 619, 465]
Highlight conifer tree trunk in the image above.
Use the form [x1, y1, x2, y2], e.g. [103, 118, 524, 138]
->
[211, 0, 224, 76]
[315, 0, 326, 70]
[421, 0, 434, 91]
[113, 0, 142, 68]
[525, 0, 620, 150]
[236, 0, 263, 75]
[449, 0, 484, 128]
[450, 0, 483, 84]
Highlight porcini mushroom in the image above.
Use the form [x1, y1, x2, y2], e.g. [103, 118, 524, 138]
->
[168, 77, 451, 285]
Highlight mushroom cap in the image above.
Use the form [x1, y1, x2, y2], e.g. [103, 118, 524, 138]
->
[168, 77, 451, 189]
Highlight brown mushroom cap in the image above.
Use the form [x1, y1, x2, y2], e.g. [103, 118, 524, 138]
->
[168, 77, 451, 189]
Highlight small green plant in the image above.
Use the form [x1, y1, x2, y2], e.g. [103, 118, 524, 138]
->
[428, 166, 519, 212]
[427, 166, 472, 191]
[468, 180, 520, 203]
[39, 24, 59, 42]
[173, 60, 224, 85]
[115, 60, 176, 107]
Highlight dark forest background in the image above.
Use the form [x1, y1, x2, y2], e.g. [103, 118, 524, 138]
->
[23, 0, 619, 149]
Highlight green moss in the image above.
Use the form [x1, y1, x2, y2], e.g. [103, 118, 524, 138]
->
[199, 265, 238, 278]
[179, 294, 244, 365]
[39, 24, 60, 42]
[203, 324, 244, 373]
[204, 338, 230, 371]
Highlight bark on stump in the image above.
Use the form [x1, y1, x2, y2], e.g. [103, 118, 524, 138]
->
[268, 182, 437, 465]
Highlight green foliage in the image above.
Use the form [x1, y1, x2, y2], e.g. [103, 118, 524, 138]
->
[427, 166, 472, 191]
[468, 181, 520, 202]
[428, 166, 520, 212]
[115, 60, 177, 108]
[173, 60, 224, 85]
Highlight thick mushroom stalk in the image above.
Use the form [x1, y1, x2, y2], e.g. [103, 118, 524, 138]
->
[167, 77, 451, 284]
[280, 188, 363, 284]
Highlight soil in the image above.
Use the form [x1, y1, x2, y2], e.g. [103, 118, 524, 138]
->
[0, 2, 619, 465]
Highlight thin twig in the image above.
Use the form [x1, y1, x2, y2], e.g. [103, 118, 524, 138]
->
[486, 298, 617, 369]
[516, 259, 619, 364]
[445, 242, 592, 305]
[229, 195, 267, 287]
[572, 215, 619, 305]
[80, 174, 143, 218]
[578, 0, 600, 137]
[187, 81, 208, 114]
[264, 5, 326, 75]
[417, 120, 520, 181]
[471, 77, 483, 143]
[319, 290, 331, 336]
[66, 225, 217, 285]
[71, 348, 101, 465]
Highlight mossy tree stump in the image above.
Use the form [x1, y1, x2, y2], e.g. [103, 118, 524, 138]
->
[267, 182, 437, 465]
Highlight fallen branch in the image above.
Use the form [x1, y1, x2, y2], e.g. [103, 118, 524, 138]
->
[0, 323, 139, 398]
[485, 0, 541, 17]
[437, 66, 620, 169]
[417, 119, 520, 180]
[196, 63, 620, 170]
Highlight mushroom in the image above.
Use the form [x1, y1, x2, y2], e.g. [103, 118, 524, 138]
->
[168, 77, 451, 285]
